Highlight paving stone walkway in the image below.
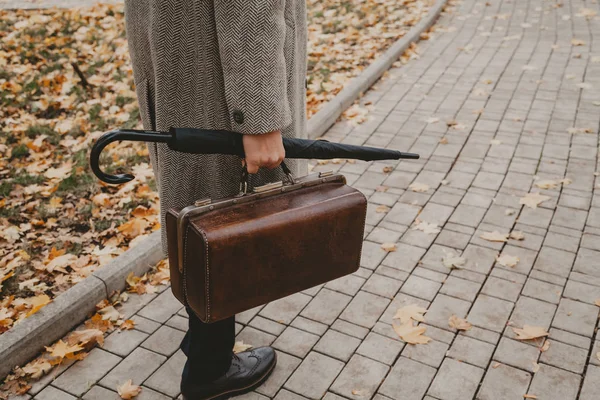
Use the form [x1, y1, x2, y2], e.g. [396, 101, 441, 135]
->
[17, 0, 600, 398]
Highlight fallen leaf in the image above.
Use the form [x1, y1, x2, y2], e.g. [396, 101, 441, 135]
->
[381, 243, 397, 252]
[540, 340, 550, 352]
[426, 117, 440, 124]
[519, 192, 550, 209]
[509, 231, 525, 240]
[25, 294, 51, 317]
[595, 299, 600, 307]
[571, 38, 585, 46]
[382, 166, 393, 173]
[117, 379, 142, 399]
[490, 139, 502, 145]
[448, 315, 472, 331]
[524, 394, 537, 399]
[22, 359, 53, 379]
[496, 254, 519, 267]
[512, 325, 549, 341]
[351, 389, 367, 396]
[492, 362, 501, 368]
[439, 137, 448, 144]
[409, 182, 430, 192]
[393, 304, 427, 324]
[532, 362, 540, 373]
[505, 209, 515, 216]
[67, 328, 104, 347]
[413, 220, 440, 235]
[233, 341, 253, 353]
[392, 322, 431, 344]
[376, 205, 390, 213]
[46, 340, 84, 360]
[98, 305, 121, 322]
[480, 231, 509, 242]
[120, 320, 135, 330]
[442, 255, 466, 270]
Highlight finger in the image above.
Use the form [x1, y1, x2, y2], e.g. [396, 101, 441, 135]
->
[246, 162, 259, 174]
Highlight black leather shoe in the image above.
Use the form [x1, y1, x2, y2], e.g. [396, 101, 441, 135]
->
[181, 346, 277, 400]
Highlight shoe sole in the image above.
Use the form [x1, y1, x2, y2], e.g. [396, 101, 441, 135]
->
[182, 352, 278, 400]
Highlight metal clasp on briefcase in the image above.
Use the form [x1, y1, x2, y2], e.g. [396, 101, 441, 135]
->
[239, 160, 296, 195]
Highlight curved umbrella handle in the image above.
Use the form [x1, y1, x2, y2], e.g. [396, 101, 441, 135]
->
[89, 129, 171, 184]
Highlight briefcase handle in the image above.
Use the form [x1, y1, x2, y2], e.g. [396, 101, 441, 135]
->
[239, 159, 294, 195]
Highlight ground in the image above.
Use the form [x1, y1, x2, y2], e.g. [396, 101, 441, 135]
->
[6, 0, 600, 398]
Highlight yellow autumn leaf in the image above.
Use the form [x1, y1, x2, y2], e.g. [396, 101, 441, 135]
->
[448, 315, 472, 331]
[67, 328, 105, 347]
[25, 294, 51, 317]
[381, 243, 397, 252]
[392, 304, 427, 324]
[22, 358, 53, 379]
[233, 341, 253, 353]
[512, 325, 549, 341]
[392, 322, 431, 344]
[46, 340, 84, 359]
[117, 379, 142, 399]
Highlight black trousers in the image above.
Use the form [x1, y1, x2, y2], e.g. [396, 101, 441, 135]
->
[180, 307, 235, 384]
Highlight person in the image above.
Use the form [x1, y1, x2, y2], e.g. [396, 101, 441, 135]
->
[123, 1, 308, 399]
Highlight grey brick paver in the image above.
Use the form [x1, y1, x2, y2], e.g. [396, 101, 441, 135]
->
[378, 357, 436, 400]
[284, 352, 344, 400]
[427, 358, 484, 400]
[477, 363, 532, 400]
[100, 347, 166, 391]
[330, 354, 389, 400]
[527, 363, 581, 400]
[52, 348, 121, 397]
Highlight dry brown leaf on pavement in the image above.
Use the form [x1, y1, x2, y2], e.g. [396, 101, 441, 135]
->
[496, 254, 519, 267]
[531, 362, 540, 373]
[448, 315, 472, 331]
[45, 340, 85, 361]
[67, 328, 105, 348]
[519, 192, 551, 209]
[594, 299, 600, 307]
[523, 394, 537, 399]
[393, 304, 428, 324]
[512, 325, 549, 341]
[381, 243, 397, 252]
[21, 359, 53, 380]
[233, 341, 253, 353]
[117, 379, 142, 399]
[120, 320, 136, 330]
[480, 231, 509, 242]
[392, 322, 431, 344]
[409, 182, 430, 192]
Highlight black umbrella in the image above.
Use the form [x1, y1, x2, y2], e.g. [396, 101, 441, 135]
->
[90, 128, 419, 184]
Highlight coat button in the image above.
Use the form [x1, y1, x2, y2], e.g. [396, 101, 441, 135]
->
[233, 110, 244, 124]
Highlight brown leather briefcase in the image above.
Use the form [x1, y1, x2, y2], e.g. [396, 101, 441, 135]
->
[165, 162, 367, 323]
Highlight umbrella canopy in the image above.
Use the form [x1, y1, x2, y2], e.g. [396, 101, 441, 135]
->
[90, 128, 419, 184]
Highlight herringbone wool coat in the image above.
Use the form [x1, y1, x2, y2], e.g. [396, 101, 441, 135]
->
[124, 0, 309, 256]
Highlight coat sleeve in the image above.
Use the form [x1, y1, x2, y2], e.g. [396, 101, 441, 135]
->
[213, 0, 292, 135]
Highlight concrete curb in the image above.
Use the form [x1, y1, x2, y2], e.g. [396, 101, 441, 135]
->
[307, 0, 448, 139]
[0, 231, 162, 379]
[0, 0, 447, 380]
